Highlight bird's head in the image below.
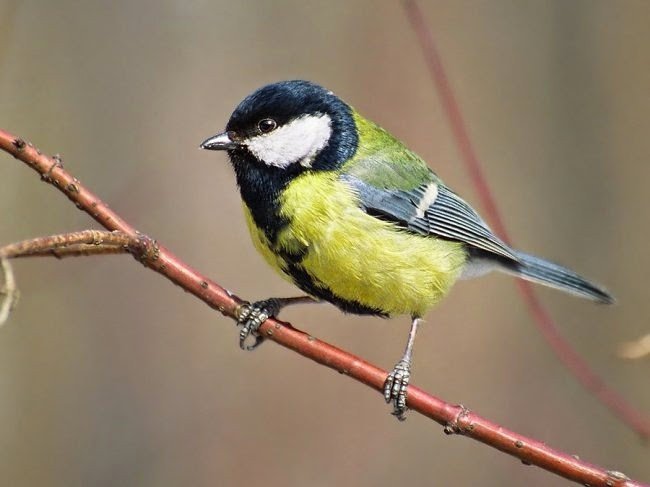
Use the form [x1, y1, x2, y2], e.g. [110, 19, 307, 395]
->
[200, 80, 358, 173]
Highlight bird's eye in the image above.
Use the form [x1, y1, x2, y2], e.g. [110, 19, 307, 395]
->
[258, 118, 277, 134]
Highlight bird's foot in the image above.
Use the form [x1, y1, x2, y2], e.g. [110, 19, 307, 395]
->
[383, 359, 411, 421]
[236, 298, 284, 351]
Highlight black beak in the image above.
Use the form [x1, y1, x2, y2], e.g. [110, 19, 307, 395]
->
[199, 132, 238, 151]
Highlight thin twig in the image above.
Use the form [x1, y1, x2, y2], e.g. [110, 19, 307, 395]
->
[0, 230, 132, 259]
[0, 257, 19, 326]
[0, 131, 647, 486]
[401, 0, 650, 440]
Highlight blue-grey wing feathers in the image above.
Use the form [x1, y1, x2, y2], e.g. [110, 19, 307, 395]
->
[343, 175, 517, 261]
[343, 174, 614, 304]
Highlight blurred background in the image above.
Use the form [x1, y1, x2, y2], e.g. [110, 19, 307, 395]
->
[1, 1, 648, 485]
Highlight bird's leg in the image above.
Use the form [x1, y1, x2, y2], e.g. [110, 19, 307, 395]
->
[237, 296, 318, 351]
[383, 316, 422, 421]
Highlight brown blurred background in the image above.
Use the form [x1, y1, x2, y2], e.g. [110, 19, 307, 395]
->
[1, 1, 648, 485]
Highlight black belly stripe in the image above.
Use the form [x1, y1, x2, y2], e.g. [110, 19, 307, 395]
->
[284, 261, 387, 317]
[276, 241, 308, 265]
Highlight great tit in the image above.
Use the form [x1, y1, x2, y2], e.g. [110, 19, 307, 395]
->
[200, 80, 613, 420]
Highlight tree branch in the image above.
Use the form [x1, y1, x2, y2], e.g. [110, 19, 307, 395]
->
[1, 131, 647, 486]
[0, 230, 134, 259]
[401, 0, 650, 440]
[0, 257, 19, 325]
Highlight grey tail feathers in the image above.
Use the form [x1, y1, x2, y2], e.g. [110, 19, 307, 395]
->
[503, 251, 615, 304]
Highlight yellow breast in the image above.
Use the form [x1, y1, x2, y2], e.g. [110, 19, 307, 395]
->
[243, 173, 467, 317]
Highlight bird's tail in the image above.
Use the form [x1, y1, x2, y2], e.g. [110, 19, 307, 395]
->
[502, 251, 615, 304]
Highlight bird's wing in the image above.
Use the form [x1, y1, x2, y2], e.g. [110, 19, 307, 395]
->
[343, 174, 517, 261]
[339, 119, 517, 261]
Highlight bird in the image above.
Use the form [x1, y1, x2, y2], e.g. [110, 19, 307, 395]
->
[200, 80, 614, 420]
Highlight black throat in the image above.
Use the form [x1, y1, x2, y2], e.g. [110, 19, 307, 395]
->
[229, 152, 303, 243]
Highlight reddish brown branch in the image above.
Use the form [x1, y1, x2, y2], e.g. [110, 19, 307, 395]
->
[401, 0, 650, 440]
[1, 130, 647, 486]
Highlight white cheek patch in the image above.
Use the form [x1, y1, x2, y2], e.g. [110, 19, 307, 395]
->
[245, 113, 332, 168]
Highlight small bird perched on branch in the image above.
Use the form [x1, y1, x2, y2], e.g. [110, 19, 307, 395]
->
[200, 80, 614, 420]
